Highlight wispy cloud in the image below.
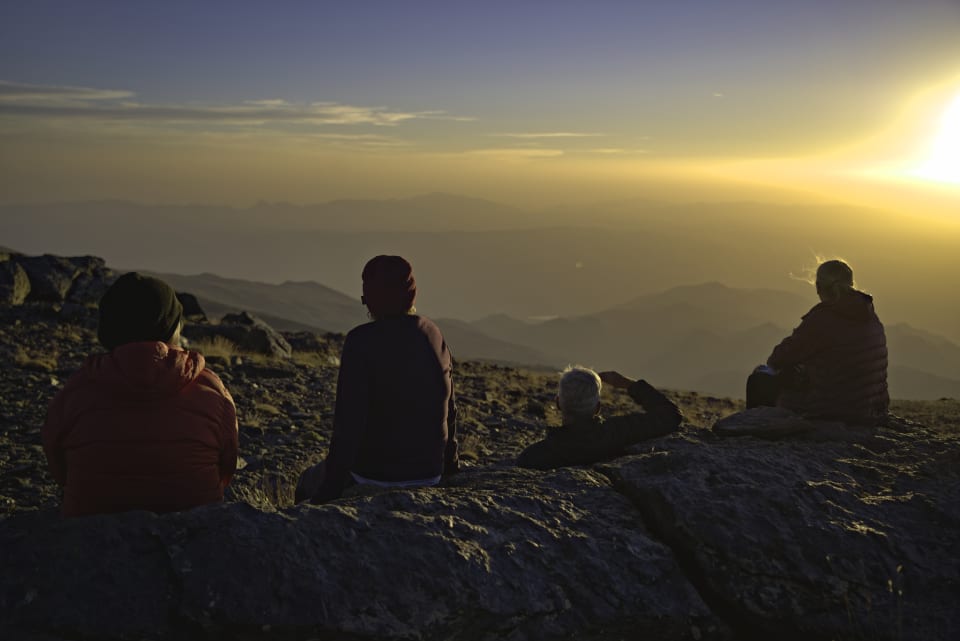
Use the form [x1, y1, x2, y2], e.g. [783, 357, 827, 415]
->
[0, 80, 469, 128]
[466, 148, 565, 159]
[492, 132, 603, 139]
[583, 148, 650, 154]
[0, 80, 134, 105]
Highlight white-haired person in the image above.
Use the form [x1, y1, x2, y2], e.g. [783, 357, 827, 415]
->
[517, 366, 681, 470]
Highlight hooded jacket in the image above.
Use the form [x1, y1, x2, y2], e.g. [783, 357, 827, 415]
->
[42, 342, 238, 517]
[767, 291, 888, 424]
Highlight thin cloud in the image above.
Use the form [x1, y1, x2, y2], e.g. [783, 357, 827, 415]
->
[467, 148, 565, 159]
[583, 148, 651, 154]
[0, 80, 133, 104]
[0, 80, 468, 128]
[493, 132, 603, 139]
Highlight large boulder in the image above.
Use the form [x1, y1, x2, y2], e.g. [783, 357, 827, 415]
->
[602, 417, 960, 641]
[63, 256, 113, 306]
[16, 255, 81, 303]
[176, 292, 207, 323]
[184, 311, 292, 358]
[0, 467, 724, 641]
[0, 260, 30, 305]
[3, 254, 113, 307]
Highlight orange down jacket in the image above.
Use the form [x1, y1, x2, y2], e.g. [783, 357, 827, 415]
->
[42, 341, 238, 517]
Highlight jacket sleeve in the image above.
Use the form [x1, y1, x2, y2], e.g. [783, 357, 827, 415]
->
[517, 380, 681, 470]
[218, 388, 239, 489]
[443, 349, 460, 477]
[40, 389, 69, 486]
[600, 379, 683, 446]
[314, 333, 368, 503]
[767, 311, 830, 370]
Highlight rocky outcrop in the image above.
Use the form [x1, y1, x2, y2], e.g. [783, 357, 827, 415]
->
[0, 252, 115, 309]
[2, 417, 958, 641]
[0, 258, 30, 305]
[0, 468, 725, 641]
[177, 292, 208, 323]
[603, 417, 960, 641]
[184, 311, 293, 358]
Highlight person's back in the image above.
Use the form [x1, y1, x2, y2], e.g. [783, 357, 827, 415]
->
[301, 255, 458, 503]
[768, 289, 888, 423]
[41, 272, 238, 517]
[335, 314, 454, 483]
[752, 259, 888, 425]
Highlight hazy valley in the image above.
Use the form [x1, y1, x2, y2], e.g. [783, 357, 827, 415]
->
[3, 194, 957, 399]
[150, 269, 960, 401]
[2, 194, 958, 342]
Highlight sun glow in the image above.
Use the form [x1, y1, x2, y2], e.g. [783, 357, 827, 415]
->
[911, 92, 960, 184]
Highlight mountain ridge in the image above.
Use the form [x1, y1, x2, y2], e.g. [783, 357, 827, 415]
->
[136, 265, 960, 400]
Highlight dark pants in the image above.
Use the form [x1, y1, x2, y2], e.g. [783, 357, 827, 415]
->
[746, 366, 806, 409]
[295, 461, 360, 504]
[746, 371, 781, 408]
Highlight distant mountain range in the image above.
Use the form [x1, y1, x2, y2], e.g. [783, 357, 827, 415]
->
[153, 270, 960, 401]
[143, 271, 366, 334]
[3, 194, 958, 343]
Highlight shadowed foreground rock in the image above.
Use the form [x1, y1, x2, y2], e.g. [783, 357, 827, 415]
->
[0, 467, 724, 641]
[5, 421, 957, 641]
[603, 417, 960, 641]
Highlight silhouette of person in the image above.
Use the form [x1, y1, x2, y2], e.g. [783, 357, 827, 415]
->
[517, 366, 681, 469]
[296, 255, 458, 503]
[746, 259, 888, 425]
[42, 272, 239, 517]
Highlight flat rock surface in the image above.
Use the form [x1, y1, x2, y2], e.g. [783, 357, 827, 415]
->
[604, 420, 960, 641]
[1, 468, 723, 641]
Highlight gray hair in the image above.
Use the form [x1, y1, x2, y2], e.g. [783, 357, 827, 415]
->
[816, 259, 855, 301]
[558, 365, 602, 419]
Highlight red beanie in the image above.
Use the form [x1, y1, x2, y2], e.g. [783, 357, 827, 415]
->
[362, 255, 417, 317]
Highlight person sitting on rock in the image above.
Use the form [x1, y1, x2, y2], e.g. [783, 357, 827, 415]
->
[746, 259, 888, 425]
[41, 272, 239, 517]
[296, 255, 458, 503]
[517, 367, 681, 470]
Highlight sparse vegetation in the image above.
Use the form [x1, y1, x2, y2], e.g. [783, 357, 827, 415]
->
[291, 350, 340, 368]
[227, 472, 295, 510]
[253, 402, 282, 416]
[190, 335, 238, 359]
[13, 346, 58, 372]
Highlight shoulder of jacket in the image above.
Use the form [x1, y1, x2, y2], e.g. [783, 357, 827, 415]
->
[195, 368, 231, 396]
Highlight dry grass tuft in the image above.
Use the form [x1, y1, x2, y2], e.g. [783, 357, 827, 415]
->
[14, 347, 59, 372]
[191, 336, 239, 359]
[291, 351, 340, 368]
[230, 474, 296, 510]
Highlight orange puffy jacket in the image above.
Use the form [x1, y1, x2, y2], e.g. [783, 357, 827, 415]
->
[42, 341, 238, 517]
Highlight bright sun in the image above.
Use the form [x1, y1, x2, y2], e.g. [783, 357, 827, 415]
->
[911, 92, 960, 184]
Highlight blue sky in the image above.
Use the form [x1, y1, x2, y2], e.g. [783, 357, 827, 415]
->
[1, 0, 959, 205]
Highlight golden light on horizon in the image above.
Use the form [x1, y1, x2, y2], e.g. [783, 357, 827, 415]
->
[910, 91, 960, 185]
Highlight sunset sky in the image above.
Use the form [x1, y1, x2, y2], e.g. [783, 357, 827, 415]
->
[1, 0, 959, 211]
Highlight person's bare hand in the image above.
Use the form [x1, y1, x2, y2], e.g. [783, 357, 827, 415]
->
[598, 370, 635, 389]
